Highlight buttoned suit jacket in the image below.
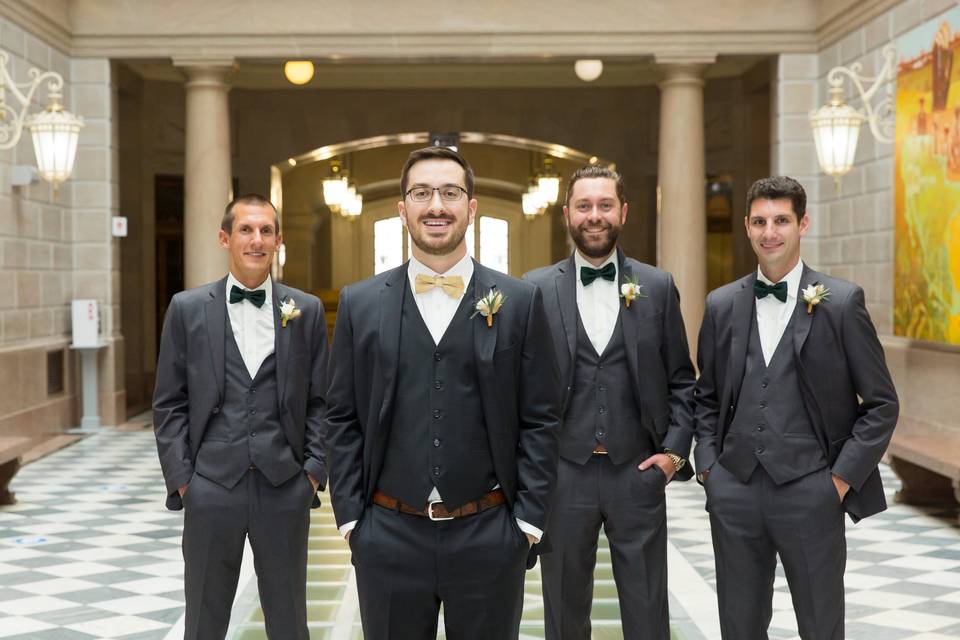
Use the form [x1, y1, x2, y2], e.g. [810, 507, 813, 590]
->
[524, 248, 697, 480]
[153, 276, 328, 511]
[325, 260, 562, 543]
[693, 266, 899, 521]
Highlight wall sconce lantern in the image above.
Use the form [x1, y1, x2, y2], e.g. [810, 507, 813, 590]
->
[809, 46, 896, 181]
[0, 51, 84, 192]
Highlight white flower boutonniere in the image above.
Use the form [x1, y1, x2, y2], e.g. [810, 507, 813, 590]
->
[620, 278, 647, 308]
[280, 297, 302, 328]
[471, 288, 505, 328]
[801, 283, 831, 314]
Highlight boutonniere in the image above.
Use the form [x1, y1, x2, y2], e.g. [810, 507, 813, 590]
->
[619, 277, 647, 308]
[471, 288, 505, 328]
[279, 297, 302, 327]
[801, 283, 831, 314]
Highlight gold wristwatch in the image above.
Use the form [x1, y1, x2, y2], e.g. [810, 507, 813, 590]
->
[664, 450, 685, 472]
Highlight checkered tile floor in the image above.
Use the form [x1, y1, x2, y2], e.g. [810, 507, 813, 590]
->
[667, 464, 960, 640]
[0, 430, 184, 639]
[1, 430, 958, 639]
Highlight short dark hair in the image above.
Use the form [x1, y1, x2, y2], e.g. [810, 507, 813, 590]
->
[221, 194, 279, 234]
[400, 146, 475, 199]
[565, 164, 626, 206]
[745, 176, 806, 221]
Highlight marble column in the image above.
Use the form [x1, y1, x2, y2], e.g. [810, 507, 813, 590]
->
[656, 56, 714, 356]
[174, 59, 234, 289]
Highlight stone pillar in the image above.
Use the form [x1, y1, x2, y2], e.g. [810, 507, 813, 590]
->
[174, 59, 234, 289]
[656, 56, 714, 356]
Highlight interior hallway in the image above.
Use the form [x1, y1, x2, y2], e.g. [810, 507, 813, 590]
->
[0, 428, 958, 639]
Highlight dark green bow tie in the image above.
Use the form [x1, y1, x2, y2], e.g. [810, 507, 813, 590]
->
[580, 262, 616, 286]
[230, 285, 266, 308]
[753, 279, 787, 303]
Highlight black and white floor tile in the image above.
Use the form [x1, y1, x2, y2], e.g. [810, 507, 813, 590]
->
[1, 430, 958, 639]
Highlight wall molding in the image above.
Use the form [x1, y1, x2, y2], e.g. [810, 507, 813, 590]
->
[817, 0, 902, 48]
[0, 0, 71, 55]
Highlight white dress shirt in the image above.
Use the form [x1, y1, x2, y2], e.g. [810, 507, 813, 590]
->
[407, 253, 474, 345]
[574, 250, 620, 355]
[755, 260, 803, 366]
[225, 273, 275, 379]
[340, 253, 541, 542]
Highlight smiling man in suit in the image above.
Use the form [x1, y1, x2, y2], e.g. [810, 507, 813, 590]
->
[694, 176, 899, 639]
[325, 146, 561, 639]
[153, 194, 327, 640]
[524, 164, 696, 640]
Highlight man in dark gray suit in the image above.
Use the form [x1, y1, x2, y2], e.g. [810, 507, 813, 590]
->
[524, 165, 696, 640]
[326, 146, 561, 639]
[153, 194, 327, 640]
[694, 176, 899, 639]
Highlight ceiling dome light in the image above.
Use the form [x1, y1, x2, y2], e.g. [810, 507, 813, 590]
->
[574, 59, 603, 82]
[284, 60, 315, 85]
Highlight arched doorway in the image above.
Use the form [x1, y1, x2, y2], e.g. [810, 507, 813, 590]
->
[271, 132, 611, 300]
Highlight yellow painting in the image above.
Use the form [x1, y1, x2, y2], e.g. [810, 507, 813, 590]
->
[895, 16, 960, 344]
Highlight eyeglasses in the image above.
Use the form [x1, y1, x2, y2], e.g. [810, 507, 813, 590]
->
[404, 185, 468, 202]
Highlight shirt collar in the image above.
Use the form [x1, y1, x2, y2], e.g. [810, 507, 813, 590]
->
[226, 272, 273, 307]
[407, 252, 474, 294]
[573, 249, 618, 281]
[757, 260, 803, 301]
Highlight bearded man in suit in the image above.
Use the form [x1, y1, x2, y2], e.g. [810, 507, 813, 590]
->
[153, 194, 327, 640]
[325, 146, 561, 639]
[524, 164, 696, 640]
[694, 176, 899, 639]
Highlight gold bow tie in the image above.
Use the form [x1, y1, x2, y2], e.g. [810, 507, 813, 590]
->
[414, 273, 465, 299]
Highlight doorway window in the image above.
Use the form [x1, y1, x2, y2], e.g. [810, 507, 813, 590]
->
[479, 217, 508, 274]
[372, 215, 509, 274]
[374, 217, 405, 274]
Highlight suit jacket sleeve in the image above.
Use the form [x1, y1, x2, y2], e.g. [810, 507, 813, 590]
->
[325, 286, 366, 527]
[303, 297, 329, 489]
[153, 295, 195, 508]
[658, 274, 697, 473]
[513, 286, 562, 530]
[693, 294, 721, 476]
[830, 286, 899, 491]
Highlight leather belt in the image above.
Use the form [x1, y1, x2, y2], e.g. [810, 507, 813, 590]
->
[372, 489, 506, 521]
[593, 444, 609, 455]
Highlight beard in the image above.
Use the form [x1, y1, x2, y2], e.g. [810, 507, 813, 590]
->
[407, 214, 470, 257]
[570, 221, 621, 259]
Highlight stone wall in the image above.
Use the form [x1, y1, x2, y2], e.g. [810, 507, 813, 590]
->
[0, 15, 121, 439]
[771, 0, 960, 429]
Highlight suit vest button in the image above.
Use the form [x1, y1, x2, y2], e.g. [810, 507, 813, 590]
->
[212, 406, 220, 415]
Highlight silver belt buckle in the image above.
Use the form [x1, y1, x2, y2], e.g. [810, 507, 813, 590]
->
[428, 500, 454, 521]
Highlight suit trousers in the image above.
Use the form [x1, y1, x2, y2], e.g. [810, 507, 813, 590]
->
[541, 455, 669, 640]
[706, 462, 846, 640]
[350, 502, 529, 640]
[181, 468, 314, 640]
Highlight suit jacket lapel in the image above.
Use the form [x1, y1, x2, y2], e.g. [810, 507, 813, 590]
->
[617, 249, 646, 410]
[793, 265, 815, 357]
[273, 280, 291, 410]
[555, 255, 578, 363]
[792, 265, 830, 454]
[728, 274, 755, 407]
[376, 264, 406, 431]
[473, 261, 499, 367]
[204, 278, 228, 402]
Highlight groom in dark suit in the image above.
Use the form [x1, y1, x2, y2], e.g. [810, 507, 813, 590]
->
[694, 176, 899, 639]
[326, 146, 561, 639]
[153, 194, 327, 640]
[524, 164, 696, 640]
